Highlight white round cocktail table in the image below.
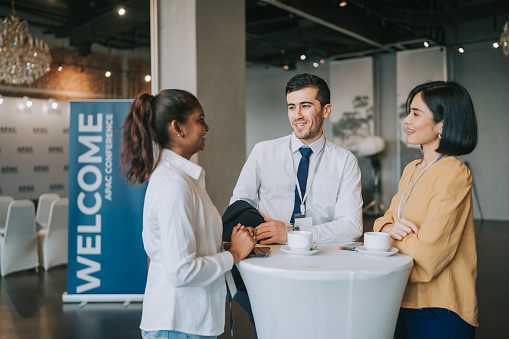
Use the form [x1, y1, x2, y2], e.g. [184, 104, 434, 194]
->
[237, 243, 413, 339]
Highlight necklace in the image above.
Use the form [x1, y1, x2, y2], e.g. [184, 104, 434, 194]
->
[397, 154, 444, 220]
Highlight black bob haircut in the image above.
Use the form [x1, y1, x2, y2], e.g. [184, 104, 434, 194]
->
[406, 80, 478, 156]
[285, 73, 330, 108]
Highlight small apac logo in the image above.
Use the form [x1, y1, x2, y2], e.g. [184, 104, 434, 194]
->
[1, 166, 18, 174]
[49, 108, 63, 115]
[49, 183, 65, 191]
[0, 126, 17, 134]
[48, 146, 64, 153]
[33, 127, 48, 134]
[34, 165, 50, 173]
[16, 106, 32, 113]
[18, 185, 35, 193]
[17, 146, 34, 153]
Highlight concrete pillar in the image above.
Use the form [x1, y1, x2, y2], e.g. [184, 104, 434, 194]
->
[150, 0, 246, 213]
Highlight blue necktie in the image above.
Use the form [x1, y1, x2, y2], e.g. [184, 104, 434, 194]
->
[291, 147, 313, 223]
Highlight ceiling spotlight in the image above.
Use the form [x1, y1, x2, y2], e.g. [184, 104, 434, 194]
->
[458, 47, 465, 53]
[493, 42, 500, 48]
[283, 65, 289, 70]
[423, 41, 429, 48]
[313, 62, 319, 68]
[118, 8, 126, 16]
[0, 95, 3, 105]
[48, 98, 58, 109]
[57, 65, 63, 71]
[145, 75, 151, 82]
[339, 1, 348, 7]
[319, 59, 325, 64]
[23, 96, 32, 108]
[300, 54, 306, 60]
[105, 71, 112, 77]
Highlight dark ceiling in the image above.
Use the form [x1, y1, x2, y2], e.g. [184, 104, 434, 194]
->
[1, 0, 509, 69]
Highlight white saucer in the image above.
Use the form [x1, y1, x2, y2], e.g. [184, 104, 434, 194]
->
[355, 246, 399, 257]
[281, 245, 321, 256]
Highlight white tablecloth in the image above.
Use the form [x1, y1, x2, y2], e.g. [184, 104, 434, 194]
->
[236, 243, 413, 339]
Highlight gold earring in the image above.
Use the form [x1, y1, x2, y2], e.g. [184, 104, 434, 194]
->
[439, 133, 442, 139]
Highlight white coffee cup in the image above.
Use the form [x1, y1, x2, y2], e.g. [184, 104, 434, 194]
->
[287, 231, 313, 251]
[363, 232, 390, 252]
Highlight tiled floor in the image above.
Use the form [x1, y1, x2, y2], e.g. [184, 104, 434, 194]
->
[0, 218, 507, 338]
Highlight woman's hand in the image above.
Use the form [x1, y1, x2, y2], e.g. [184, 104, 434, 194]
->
[385, 218, 419, 241]
[229, 223, 256, 263]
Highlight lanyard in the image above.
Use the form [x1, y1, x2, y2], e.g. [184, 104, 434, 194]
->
[289, 139, 325, 214]
[397, 154, 444, 220]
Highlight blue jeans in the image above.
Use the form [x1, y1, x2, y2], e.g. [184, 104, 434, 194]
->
[395, 307, 475, 339]
[141, 330, 216, 339]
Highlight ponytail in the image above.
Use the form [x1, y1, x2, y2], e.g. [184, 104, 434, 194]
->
[120, 93, 156, 185]
[120, 89, 201, 186]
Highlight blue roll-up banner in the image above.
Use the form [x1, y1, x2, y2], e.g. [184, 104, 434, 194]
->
[64, 100, 147, 303]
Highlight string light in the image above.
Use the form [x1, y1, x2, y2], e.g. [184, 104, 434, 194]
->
[145, 75, 151, 82]
[300, 54, 306, 60]
[118, 8, 126, 16]
[23, 96, 32, 107]
[48, 98, 58, 109]
[105, 71, 111, 77]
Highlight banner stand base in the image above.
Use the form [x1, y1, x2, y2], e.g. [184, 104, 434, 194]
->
[62, 292, 143, 307]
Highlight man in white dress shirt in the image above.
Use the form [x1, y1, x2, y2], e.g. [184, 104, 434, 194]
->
[230, 73, 363, 245]
[227, 73, 363, 337]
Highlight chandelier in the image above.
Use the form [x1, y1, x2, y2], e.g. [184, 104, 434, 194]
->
[501, 21, 509, 58]
[0, 1, 52, 85]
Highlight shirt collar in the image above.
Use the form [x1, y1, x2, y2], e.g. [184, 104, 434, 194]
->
[160, 149, 203, 180]
[290, 132, 326, 154]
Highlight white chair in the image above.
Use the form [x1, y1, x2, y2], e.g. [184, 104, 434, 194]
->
[37, 197, 68, 270]
[35, 193, 60, 230]
[0, 199, 38, 277]
[0, 196, 14, 230]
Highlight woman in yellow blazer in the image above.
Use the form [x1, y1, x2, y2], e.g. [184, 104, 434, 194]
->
[374, 81, 478, 339]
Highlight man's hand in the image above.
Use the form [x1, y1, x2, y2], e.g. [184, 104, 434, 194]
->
[385, 218, 419, 241]
[255, 217, 290, 245]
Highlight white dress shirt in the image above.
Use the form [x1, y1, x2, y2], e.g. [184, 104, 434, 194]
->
[231, 133, 363, 243]
[140, 149, 234, 336]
